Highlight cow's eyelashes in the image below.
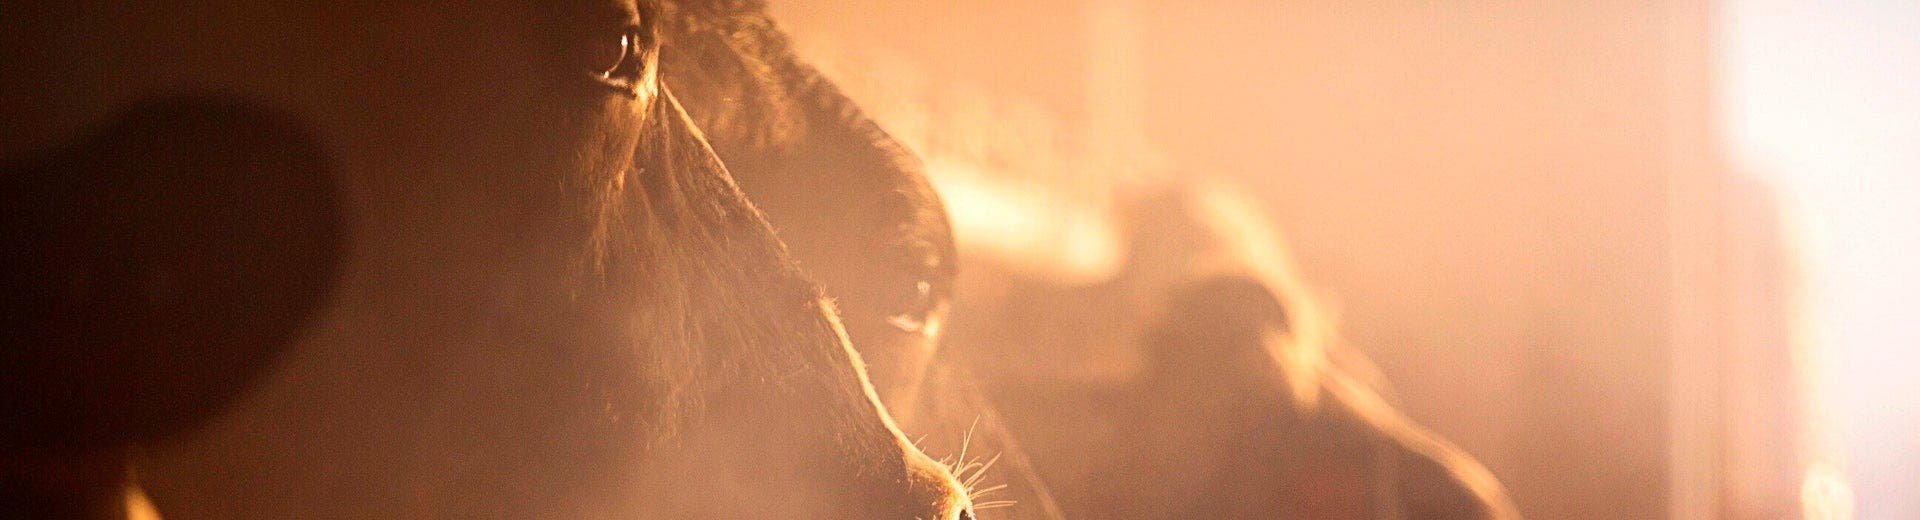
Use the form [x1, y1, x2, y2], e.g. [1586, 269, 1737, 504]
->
[578, 25, 647, 96]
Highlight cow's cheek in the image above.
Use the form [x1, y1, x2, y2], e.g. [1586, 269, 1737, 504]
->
[579, 93, 652, 192]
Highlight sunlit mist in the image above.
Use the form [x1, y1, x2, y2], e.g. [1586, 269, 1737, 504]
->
[771, 0, 1919, 518]
[8, 1, 1916, 519]
[1720, 1, 1920, 518]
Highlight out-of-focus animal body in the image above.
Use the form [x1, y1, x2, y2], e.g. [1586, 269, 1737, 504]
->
[947, 183, 1522, 519]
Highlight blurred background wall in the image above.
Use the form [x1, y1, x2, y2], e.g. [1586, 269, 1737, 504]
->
[1717, 2, 1920, 519]
[766, 1, 1916, 518]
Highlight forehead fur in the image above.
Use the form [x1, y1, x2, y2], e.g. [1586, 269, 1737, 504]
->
[660, 0, 808, 151]
[660, 0, 958, 272]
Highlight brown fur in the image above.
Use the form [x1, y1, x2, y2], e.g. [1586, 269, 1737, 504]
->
[660, 0, 961, 415]
[1, 1, 968, 518]
[658, 4, 1062, 519]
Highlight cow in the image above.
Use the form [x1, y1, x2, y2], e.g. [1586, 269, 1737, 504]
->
[947, 183, 1521, 519]
[656, 2, 1061, 518]
[1, 1, 973, 518]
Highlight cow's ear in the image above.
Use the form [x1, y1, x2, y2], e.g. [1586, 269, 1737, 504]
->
[0, 95, 345, 460]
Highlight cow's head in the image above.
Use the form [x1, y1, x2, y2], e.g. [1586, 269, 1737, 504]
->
[660, 0, 958, 416]
[1, 1, 971, 518]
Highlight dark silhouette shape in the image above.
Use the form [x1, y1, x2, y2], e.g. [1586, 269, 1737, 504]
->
[1, 97, 343, 519]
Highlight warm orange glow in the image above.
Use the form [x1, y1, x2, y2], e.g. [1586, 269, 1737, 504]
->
[126, 485, 161, 520]
[1801, 462, 1855, 520]
[49, 1, 1920, 518]
[926, 162, 1125, 284]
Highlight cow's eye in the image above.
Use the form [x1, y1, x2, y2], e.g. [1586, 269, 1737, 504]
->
[577, 25, 646, 95]
[884, 280, 941, 334]
[584, 30, 630, 78]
